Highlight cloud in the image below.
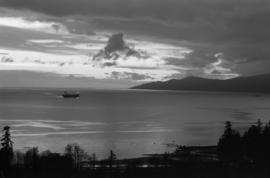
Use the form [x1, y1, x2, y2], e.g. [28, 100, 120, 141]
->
[173, 49, 217, 68]
[1, 56, 14, 63]
[93, 33, 142, 62]
[164, 50, 239, 79]
[27, 39, 65, 44]
[91, 32, 190, 78]
[1, 1, 270, 83]
[0, 16, 69, 34]
[105, 32, 126, 53]
[110, 71, 154, 81]
[1, 1, 270, 47]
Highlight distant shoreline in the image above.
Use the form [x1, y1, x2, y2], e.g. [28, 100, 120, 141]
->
[0, 87, 268, 96]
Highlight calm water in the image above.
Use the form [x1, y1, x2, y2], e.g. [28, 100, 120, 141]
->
[0, 89, 270, 158]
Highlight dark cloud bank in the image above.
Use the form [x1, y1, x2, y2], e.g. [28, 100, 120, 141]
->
[1, 0, 270, 76]
[2, 0, 270, 42]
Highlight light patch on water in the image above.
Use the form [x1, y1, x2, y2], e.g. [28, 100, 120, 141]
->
[118, 129, 174, 133]
[0, 119, 170, 138]
[12, 131, 105, 137]
[0, 119, 106, 131]
[11, 121, 64, 130]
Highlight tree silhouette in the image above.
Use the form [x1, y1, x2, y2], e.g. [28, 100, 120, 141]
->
[0, 126, 14, 169]
[109, 150, 117, 178]
[217, 121, 243, 163]
[243, 120, 264, 163]
[262, 122, 270, 164]
[89, 153, 97, 169]
[64, 143, 88, 169]
[24, 147, 39, 172]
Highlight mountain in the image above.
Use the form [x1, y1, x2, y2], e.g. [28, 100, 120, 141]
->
[131, 74, 270, 93]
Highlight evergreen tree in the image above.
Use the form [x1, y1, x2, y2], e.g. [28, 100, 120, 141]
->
[217, 121, 243, 163]
[0, 126, 14, 169]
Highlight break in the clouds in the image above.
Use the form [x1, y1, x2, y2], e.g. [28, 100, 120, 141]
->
[0, 0, 269, 87]
[0, 16, 68, 34]
[0, 8, 195, 83]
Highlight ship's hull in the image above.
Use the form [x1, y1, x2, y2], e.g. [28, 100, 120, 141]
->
[62, 94, 80, 98]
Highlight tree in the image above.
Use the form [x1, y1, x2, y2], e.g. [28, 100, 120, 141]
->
[243, 120, 264, 163]
[108, 150, 117, 178]
[262, 122, 270, 164]
[64, 143, 88, 169]
[89, 153, 97, 169]
[39, 150, 68, 171]
[0, 126, 14, 169]
[14, 151, 24, 167]
[24, 147, 39, 171]
[217, 121, 243, 163]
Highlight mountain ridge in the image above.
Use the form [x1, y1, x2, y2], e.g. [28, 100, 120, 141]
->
[131, 73, 270, 93]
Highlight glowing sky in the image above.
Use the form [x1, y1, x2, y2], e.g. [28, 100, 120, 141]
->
[0, 0, 269, 88]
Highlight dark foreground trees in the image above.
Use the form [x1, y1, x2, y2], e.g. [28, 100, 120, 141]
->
[218, 120, 270, 165]
[64, 143, 89, 169]
[1, 122, 270, 178]
[217, 121, 243, 162]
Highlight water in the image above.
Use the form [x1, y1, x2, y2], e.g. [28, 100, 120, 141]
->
[0, 88, 270, 158]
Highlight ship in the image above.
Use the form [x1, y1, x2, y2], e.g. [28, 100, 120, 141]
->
[62, 91, 80, 98]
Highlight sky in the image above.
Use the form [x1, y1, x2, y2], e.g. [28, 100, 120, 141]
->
[0, 0, 269, 88]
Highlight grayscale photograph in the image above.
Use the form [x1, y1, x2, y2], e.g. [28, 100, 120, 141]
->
[0, 0, 269, 177]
